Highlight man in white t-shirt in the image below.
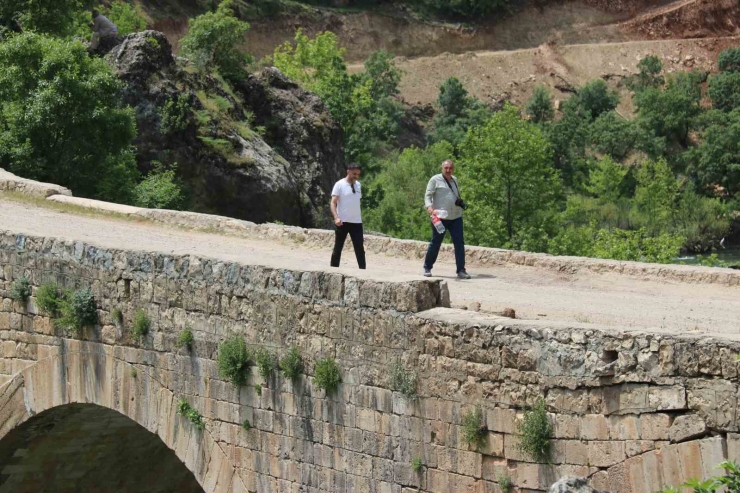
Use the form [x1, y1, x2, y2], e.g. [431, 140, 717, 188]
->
[330, 164, 366, 269]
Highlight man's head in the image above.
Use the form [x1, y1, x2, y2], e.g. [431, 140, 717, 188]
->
[92, 9, 99, 18]
[346, 163, 361, 183]
[441, 160, 455, 178]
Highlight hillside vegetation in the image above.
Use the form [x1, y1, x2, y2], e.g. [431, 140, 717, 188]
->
[1, 0, 739, 267]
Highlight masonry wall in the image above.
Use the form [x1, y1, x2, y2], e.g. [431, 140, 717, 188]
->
[1, 230, 740, 493]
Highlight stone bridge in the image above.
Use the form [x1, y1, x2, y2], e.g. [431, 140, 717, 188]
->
[2, 176, 740, 493]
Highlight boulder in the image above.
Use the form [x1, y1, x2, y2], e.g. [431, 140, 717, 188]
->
[105, 31, 343, 227]
[235, 68, 344, 227]
[669, 414, 708, 443]
[548, 477, 607, 493]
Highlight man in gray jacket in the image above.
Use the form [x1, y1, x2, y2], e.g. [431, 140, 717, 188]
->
[89, 10, 118, 51]
[423, 159, 470, 279]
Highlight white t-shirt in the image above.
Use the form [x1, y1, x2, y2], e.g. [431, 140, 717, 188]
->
[331, 178, 362, 223]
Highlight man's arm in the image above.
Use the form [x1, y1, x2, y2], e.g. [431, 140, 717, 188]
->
[330, 195, 342, 226]
[424, 177, 436, 215]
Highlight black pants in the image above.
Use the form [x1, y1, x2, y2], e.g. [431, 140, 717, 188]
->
[331, 222, 366, 269]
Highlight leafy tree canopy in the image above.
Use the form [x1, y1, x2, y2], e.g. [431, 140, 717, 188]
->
[0, 0, 93, 37]
[0, 32, 138, 200]
[180, 0, 251, 81]
[461, 104, 561, 246]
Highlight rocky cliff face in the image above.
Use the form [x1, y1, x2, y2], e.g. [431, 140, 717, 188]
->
[106, 30, 343, 227]
[235, 68, 344, 228]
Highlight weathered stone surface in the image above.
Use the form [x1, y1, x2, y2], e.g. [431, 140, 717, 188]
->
[669, 415, 708, 443]
[548, 477, 603, 493]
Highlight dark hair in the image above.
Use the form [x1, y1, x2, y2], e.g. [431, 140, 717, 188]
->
[92, 9, 99, 17]
[346, 163, 362, 171]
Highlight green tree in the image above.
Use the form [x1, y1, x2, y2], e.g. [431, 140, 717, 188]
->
[577, 79, 619, 120]
[707, 72, 740, 112]
[633, 158, 677, 234]
[362, 50, 402, 100]
[526, 85, 555, 123]
[628, 55, 664, 91]
[0, 0, 92, 37]
[688, 109, 740, 199]
[635, 71, 702, 148]
[672, 188, 731, 252]
[718, 47, 740, 73]
[544, 98, 589, 190]
[585, 156, 627, 203]
[431, 77, 491, 147]
[103, 1, 148, 36]
[461, 104, 561, 245]
[274, 31, 402, 166]
[588, 111, 662, 161]
[0, 33, 138, 201]
[364, 141, 455, 240]
[180, 0, 250, 81]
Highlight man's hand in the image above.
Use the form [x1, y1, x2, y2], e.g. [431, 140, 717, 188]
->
[426, 206, 434, 215]
[334, 217, 343, 227]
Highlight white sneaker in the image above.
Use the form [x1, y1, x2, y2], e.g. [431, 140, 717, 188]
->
[423, 268, 432, 277]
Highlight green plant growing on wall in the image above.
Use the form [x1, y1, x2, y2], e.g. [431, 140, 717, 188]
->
[517, 398, 552, 462]
[254, 348, 276, 380]
[279, 347, 303, 380]
[130, 367, 138, 378]
[411, 456, 423, 473]
[9, 276, 31, 302]
[314, 357, 341, 394]
[217, 334, 251, 386]
[111, 307, 123, 325]
[132, 309, 150, 342]
[36, 282, 62, 315]
[56, 287, 97, 335]
[498, 474, 514, 493]
[389, 360, 418, 398]
[462, 406, 487, 450]
[176, 326, 194, 350]
[254, 384, 262, 395]
[242, 419, 251, 431]
[177, 398, 205, 430]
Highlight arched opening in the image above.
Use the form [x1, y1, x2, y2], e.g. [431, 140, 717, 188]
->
[0, 403, 205, 493]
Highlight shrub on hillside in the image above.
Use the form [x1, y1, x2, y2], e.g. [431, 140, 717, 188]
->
[103, 1, 148, 36]
[0, 33, 138, 201]
[133, 163, 184, 210]
[180, 0, 251, 81]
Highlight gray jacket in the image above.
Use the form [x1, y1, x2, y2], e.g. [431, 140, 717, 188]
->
[424, 174, 463, 220]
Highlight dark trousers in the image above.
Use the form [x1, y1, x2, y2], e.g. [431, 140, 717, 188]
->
[423, 216, 466, 273]
[331, 222, 366, 269]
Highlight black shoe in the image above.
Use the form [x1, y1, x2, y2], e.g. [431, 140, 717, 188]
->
[457, 270, 471, 279]
[423, 268, 432, 277]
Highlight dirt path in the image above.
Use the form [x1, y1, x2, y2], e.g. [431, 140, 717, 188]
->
[3, 198, 740, 336]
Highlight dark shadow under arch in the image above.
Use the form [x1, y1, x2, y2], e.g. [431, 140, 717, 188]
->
[0, 404, 205, 493]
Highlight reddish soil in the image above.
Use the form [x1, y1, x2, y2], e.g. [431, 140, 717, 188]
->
[622, 0, 740, 40]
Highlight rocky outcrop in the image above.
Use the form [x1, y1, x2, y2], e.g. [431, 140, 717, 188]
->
[236, 68, 344, 228]
[105, 30, 343, 227]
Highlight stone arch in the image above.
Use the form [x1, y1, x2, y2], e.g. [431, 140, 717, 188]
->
[0, 345, 246, 493]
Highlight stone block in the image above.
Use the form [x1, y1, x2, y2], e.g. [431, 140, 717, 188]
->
[553, 413, 580, 439]
[669, 415, 708, 443]
[640, 413, 671, 440]
[589, 471, 610, 492]
[487, 408, 517, 434]
[625, 440, 655, 458]
[581, 414, 609, 440]
[728, 433, 740, 464]
[699, 437, 726, 482]
[648, 386, 687, 411]
[563, 440, 589, 466]
[609, 415, 639, 440]
[588, 441, 626, 467]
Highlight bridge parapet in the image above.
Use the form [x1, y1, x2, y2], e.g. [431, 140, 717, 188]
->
[1, 230, 740, 493]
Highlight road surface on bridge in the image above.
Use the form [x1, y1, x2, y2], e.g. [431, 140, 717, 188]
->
[2, 197, 739, 335]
